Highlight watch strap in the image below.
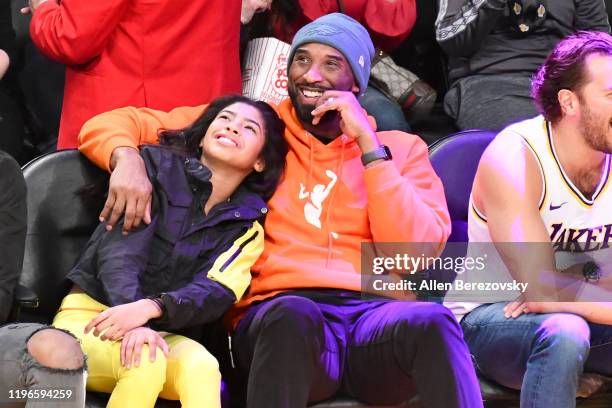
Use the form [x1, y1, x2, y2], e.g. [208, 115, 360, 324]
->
[361, 145, 392, 166]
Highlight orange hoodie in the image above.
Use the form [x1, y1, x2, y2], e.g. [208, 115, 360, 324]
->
[79, 99, 451, 327]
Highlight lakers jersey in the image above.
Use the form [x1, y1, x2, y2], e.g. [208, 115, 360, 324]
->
[445, 115, 612, 321]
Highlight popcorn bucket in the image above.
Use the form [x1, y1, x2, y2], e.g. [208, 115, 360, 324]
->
[242, 37, 291, 105]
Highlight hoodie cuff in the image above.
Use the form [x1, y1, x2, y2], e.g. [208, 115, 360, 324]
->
[363, 160, 403, 193]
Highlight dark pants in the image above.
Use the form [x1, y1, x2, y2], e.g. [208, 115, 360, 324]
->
[0, 150, 26, 323]
[233, 290, 482, 408]
[0, 86, 25, 162]
[444, 74, 539, 131]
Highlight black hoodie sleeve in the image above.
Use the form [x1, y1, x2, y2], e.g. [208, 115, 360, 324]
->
[435, 0, 507, 57]
[574, 0, 611, 33]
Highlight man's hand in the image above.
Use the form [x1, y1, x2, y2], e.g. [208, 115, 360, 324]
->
[84, 299, 162, 341]
[503, 299, 530, 318]
[20, 0, 54, 14]
[311, 91, 381, 153]
[241, 0, 272, 24]
[103, 147, 152, 234]
[120, 327, 169, 369]
[504, 300, 560, 318]
[521, 301, 560, 314]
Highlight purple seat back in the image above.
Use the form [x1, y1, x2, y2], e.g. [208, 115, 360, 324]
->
[429, 130, 496, 242]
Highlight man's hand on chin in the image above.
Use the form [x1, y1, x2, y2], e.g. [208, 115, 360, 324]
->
[311, 91, 381, 153]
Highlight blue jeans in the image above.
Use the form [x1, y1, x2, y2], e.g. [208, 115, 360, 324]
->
[461, 302, 612, 408]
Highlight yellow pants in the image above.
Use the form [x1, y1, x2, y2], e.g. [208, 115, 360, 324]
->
[53, 293, 221, 408]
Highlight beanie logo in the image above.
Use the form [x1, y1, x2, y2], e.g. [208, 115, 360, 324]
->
[302, 24, 343, 37]
[358, 55, 364, 68]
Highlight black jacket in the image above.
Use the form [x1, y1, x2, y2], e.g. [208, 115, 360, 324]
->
[436, 0, 611, 83]
[67, 145, 266, 330]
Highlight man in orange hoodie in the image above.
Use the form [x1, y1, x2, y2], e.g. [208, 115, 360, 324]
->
[78, 13, 482, 408]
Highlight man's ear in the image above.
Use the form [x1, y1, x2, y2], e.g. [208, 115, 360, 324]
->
[254, 159, 266, 173]
[352, 84, 360, 94]
[558, 89, 579, 117]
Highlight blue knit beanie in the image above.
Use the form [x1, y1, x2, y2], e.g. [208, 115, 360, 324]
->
[288, 13, 375, 96]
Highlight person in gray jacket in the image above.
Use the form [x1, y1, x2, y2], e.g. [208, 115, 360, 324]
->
[436, 0, 610, 131]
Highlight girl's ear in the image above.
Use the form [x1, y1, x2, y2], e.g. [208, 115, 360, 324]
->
[254, 158, 266, 173]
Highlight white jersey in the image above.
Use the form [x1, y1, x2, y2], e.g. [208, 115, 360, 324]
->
[445, 115, 612, 321]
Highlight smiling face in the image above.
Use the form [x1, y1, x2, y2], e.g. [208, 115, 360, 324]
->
[575, 54, 612, 154]
[199, 102, 266, 174]
[287, 43, 359, 128]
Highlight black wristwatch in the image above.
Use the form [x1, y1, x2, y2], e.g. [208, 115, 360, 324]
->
[361, 145, 392, 166]
[583, 261, 601, 283]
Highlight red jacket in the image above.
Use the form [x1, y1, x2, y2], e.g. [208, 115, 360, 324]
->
[30, 0, 242, 149]
[272, 0, 417, 52]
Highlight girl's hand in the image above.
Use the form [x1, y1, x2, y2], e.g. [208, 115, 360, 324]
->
[120, 327, 169, 368]
[84, 299, 162, 341]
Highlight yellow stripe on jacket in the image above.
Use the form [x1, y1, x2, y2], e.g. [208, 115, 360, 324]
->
[208, 221, 264, 302]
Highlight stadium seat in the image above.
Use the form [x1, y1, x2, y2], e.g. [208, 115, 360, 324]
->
[429, 130, 496, 243]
